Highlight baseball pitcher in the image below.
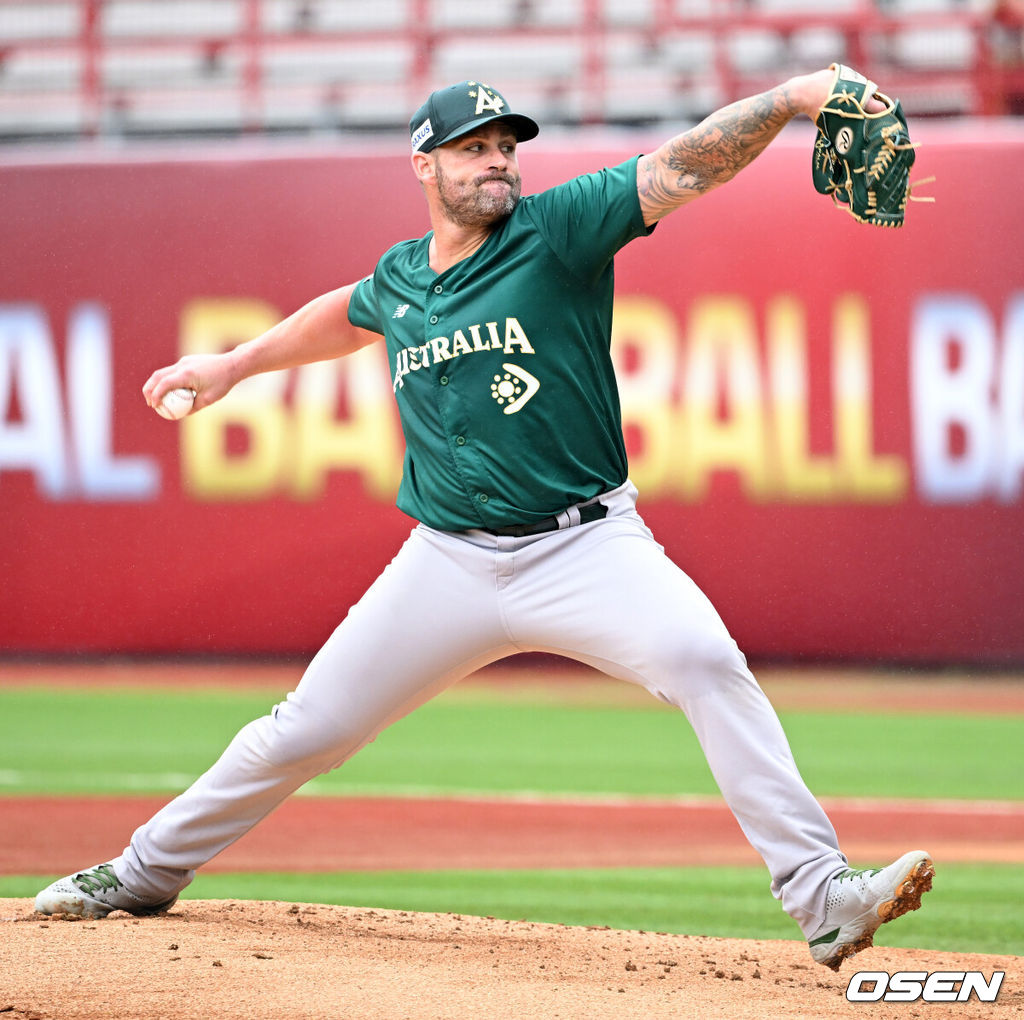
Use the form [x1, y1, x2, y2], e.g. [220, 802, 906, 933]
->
[37, 70, 932, 972]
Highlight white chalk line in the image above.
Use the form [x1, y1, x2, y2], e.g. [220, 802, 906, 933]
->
[0, 770, 1021, 816]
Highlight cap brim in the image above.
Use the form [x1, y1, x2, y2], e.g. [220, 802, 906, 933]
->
[435, 112, 539, 148]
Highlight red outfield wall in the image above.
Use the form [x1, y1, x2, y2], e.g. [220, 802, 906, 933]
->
[2, 123, 1023, 663]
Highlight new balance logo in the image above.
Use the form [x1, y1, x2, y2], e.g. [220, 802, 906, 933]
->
[392, 304, 410, 319]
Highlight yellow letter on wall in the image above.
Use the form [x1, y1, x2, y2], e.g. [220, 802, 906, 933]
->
[680, 297, 770, 500]
[612, 296, 680, 497]
[179, 299, 288, 500]
[833, 295, 908, 501]
[766, 296, 838, 499]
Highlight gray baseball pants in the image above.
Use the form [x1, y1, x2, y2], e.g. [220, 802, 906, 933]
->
[115, 480, 847, 936]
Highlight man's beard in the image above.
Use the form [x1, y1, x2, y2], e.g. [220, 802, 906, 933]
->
[434, 160, 521, 228]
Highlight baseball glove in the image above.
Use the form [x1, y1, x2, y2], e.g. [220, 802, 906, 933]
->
[812, 64, 926, 228]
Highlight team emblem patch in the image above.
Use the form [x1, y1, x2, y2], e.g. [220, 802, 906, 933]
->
[490, 363, 539, 414]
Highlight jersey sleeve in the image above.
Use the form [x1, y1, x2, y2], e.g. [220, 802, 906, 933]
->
[523, 155, 655, 284]
[346, 273, 384, 334]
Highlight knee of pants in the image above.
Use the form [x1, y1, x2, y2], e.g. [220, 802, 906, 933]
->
[242, 697, 373, 775]
[646, 627, 752, 705]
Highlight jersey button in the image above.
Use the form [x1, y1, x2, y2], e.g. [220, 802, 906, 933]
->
[433, 284, 443, 294]
[429, 315, 439, 325]
[477, 493, 489, 503]
[455, 435, 466, 446]
[439, 375, 449, 385]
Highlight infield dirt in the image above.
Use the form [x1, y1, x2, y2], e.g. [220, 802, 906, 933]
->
[1, 898, 1021, 1020]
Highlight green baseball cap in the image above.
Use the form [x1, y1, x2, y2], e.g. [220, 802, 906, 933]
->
[410, 80, 539, 154]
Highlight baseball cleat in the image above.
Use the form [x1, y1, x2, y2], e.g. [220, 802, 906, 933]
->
[34, 863, 178, 919]
[807, 849, 934, 971]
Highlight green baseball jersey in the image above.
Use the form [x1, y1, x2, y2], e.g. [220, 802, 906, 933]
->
[348, 155, 654, 531]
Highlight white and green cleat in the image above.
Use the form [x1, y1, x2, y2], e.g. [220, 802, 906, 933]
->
[808, 850, 934, 971]
[34, 863, 178, 919]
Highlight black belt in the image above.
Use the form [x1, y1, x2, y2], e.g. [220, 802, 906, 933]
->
[484, 502, 608, 537]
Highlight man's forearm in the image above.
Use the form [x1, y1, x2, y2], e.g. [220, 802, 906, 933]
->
[143, 282, 380, 411]
[228, 283, 377, 382]
[637, 70, 832, 225]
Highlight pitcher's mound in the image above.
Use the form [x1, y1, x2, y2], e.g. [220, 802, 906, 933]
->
[0, 899, 1016, 1019]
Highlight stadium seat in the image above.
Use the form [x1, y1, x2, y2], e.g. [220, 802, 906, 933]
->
[0, 47, 82, 92]
[0, 0, 1010, 141]
[260, 0, 412, 34]
[0, 1, 79, 41]
[260, 40, 414, 85]
[432, 34, 583, 82]
[101, 0, 245, 38]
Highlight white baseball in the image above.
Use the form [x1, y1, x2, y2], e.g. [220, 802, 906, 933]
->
[155, 387, 196, 420]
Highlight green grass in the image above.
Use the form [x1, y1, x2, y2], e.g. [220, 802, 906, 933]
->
[2, 680, 1021, 957]
[2, 864, 1020, 956]
[1, 685, 1021, 801]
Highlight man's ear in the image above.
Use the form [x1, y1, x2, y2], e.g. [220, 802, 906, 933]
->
[412, 151, 435, 186]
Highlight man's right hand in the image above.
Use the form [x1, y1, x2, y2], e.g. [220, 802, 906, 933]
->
[143, 350, 241, 416]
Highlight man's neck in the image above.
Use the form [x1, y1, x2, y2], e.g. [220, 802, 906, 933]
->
[427, 221, 497, 275]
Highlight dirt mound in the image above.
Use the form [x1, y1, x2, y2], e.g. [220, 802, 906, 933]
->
[1, 899, 1018, 1020]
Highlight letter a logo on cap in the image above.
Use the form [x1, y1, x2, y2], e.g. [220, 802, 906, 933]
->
[470, 83, 505, 116]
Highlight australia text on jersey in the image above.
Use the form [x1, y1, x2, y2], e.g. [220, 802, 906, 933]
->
[391, 316, 535, 392]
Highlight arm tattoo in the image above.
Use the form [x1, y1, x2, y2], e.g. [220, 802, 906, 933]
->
[638, 88, 797, 224]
